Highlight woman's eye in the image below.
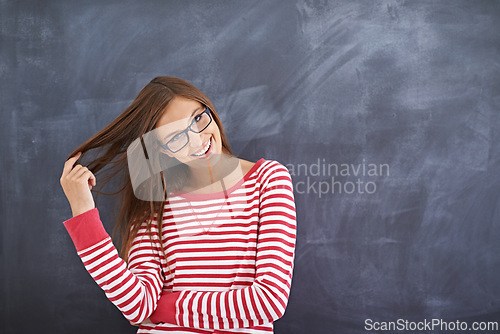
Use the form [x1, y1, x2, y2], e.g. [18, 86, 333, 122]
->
[194, 113, 202, 123]
[170, 133, 183, 142]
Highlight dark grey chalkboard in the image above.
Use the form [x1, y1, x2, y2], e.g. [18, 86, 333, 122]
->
[2, 1, 499, 333]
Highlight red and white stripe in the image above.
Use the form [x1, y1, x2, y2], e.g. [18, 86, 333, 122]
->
[64, 159, 296, 333]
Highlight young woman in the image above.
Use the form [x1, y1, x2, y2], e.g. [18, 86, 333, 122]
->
[59, 76, 297, 333]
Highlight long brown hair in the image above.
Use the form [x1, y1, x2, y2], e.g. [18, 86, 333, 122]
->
[65, 76, 233, 262]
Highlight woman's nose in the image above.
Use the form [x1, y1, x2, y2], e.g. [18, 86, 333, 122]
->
[188, 131, 203, 148]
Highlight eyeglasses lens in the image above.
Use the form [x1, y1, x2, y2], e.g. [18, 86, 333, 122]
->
[167, 110, 212, 152]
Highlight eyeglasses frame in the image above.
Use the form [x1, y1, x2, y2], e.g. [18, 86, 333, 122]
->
[160, 107, 212, 153]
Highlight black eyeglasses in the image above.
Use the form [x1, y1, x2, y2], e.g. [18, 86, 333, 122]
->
[160, 107, 212, 153]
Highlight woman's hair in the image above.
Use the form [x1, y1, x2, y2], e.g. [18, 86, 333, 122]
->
[66, 76, 233, 262]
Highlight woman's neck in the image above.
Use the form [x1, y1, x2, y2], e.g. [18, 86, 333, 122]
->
[184, 156, 242, 194]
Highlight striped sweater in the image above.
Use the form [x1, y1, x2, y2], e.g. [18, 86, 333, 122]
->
[63, 158, 297, 333]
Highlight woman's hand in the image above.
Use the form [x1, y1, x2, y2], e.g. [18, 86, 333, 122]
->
[60, 151, 97, 217]
[130, 318, 153, 326]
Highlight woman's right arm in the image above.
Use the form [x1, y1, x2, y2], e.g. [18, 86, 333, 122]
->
[62, 208, 165, 324]
[60, 152, 167, 324]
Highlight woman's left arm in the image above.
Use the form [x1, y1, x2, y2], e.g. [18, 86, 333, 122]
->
[149, 163, 297, 329]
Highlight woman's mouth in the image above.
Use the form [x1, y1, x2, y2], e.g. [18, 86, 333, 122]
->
[191, 137, 213, 158]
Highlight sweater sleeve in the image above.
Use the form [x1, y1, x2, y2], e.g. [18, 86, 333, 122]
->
[62, 208, 166, 324]
[149, 162, 297, 329]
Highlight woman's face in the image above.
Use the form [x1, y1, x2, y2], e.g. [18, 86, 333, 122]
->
[155, 96, 223, 168]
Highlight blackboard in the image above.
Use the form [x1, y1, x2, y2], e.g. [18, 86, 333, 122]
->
[2, 1, 499, 333]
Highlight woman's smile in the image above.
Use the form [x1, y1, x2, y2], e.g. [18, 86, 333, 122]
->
[191, 136, 213, 158]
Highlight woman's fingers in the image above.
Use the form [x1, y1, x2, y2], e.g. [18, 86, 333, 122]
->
[61, 151, 82, 177]
[80, 168, 96, 189]
[89, 171, 96, 186]
[72, 165, 90, 179]
[60, 151, 97, 217]
[62, 153, 96, 187]
[128, 318, 152, 327]
[69, 167, 96, 189]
